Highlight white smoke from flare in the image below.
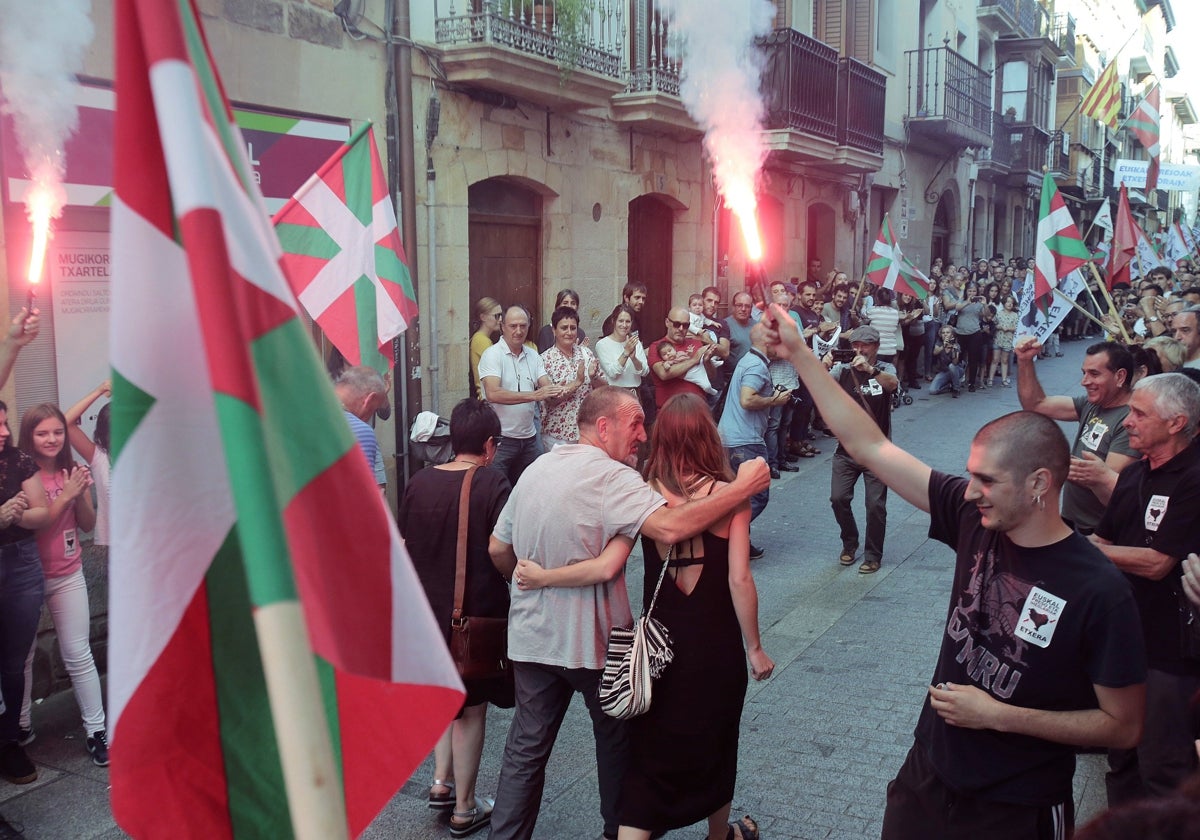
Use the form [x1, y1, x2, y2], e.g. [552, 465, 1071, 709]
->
[0, 0, 95, 281]
[658, 0, 775, 260]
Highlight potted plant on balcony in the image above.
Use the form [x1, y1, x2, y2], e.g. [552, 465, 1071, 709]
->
[509, 0, 596, 76]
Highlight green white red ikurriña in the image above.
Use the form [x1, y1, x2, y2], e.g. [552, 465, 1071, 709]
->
[1032, 172, 1090, 309]
[273, 122, 417, 374]
[108, 1, 462, 838]
[866, 213, 929, 301]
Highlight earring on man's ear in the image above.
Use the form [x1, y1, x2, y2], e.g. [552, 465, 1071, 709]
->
[1033, 493, 1044, 511]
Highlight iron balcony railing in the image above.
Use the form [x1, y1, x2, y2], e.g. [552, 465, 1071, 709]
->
[837, 57, 885, 153]
[1016, 0, 1048, 39]
[627, 0, 680, 96]
[977, 111, 1013, 168]
[434, 0, 624, 80]
[906, 46, 992, 138]
[758, 28, 840, 142]
[978, 0, 1018, 23]
[1007, 125, 1051, 175]
[1047, 130, 1070, 175]
[1052, 13, 1076, 58]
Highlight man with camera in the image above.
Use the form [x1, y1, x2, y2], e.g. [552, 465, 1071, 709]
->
[717, 323, 790, 560]
[821, 325, 897, 574]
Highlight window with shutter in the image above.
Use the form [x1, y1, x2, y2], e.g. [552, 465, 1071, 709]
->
[813, 0, 872, 60]
[815, 0, 845, 53]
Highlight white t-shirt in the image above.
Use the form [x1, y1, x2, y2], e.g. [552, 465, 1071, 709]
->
[478, 341, 548, 439]
[493, 444, 665, 669]
[90, 449, 111, 546]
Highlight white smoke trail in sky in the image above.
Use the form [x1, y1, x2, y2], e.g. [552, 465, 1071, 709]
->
[0, 0, 95, 237]
[658, 0, 775, 257]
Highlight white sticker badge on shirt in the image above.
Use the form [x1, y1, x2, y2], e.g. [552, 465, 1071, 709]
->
[62, 528, 78, 559]
[1144, 494, 1169, 532]
[1015, 586, 1066, 649]
[1080, 418, 1109, 451]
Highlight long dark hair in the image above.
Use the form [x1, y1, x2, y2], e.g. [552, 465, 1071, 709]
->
[643, 394, 733, 497]
[602, 304, 636, 337]
[94, 403, 111, 454]
[19, 403, 75, 473]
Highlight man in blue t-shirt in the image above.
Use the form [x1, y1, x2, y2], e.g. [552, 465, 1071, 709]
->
[764, 304, 1147, 840]
[717, 323, 789, 560]
[334, 365, 389, 490]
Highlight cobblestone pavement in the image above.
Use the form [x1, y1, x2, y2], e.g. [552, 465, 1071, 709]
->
[2, 339, 1113, 839]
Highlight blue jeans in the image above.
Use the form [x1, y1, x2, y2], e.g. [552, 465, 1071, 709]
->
[492, 435, 541, 486]
[930, 364, 963, 395]
[726, 443, 769, 521]
[1, 539, 44, 741]
[765, 402, 792, 468]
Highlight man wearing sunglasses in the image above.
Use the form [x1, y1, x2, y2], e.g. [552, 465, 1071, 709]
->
[647, 307, 716, 410]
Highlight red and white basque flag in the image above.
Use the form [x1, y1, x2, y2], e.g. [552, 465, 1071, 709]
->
[109, 1, 463, 837]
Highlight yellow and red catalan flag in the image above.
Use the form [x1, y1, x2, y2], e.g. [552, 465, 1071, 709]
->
[109, 1, 463, 836]
[1079, 60, 1121, 132]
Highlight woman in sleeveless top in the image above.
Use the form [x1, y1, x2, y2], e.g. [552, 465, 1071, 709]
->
[515, 394, 772, 840]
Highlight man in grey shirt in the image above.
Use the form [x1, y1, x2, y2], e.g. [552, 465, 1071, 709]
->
[487, 386, 770, 840]
[1014, 338, 1139, 533]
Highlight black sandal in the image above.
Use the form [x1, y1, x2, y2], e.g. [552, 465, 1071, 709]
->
[727, 814, 760, 840]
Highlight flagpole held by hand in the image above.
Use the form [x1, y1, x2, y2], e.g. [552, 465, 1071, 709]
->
[1087, 262, 1131, 343]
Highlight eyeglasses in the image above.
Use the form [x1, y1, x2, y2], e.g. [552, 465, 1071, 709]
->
[668, 320, 690, 329]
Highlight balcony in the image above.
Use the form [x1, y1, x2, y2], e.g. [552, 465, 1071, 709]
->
[978, 0, 1019, 33]
[836, 58, 886, 156]
[1052, 14, 1076, 62]
[611, 0, 697, 138]
[905, 46, 993, 150]
[976, 112, 1012, 182]
[758, 28, 840, 164]
[434, 0, 626, 111]
[1003, 124, 1050, 188]
[1046, 130, 1070, 177]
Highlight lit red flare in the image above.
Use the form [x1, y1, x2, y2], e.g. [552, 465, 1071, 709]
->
[26, 184, 56, 286]
[725, 181, 763, 263]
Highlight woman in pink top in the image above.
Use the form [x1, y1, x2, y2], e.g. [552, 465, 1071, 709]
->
[17, 403, 107, 767]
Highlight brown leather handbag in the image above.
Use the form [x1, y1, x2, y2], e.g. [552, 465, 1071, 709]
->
[448, 466, 510, 680]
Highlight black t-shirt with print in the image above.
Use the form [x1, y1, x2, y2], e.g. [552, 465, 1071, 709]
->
[1096, 444, 1200, 675]
[832, 362, 893, 458]
[0, 445, 38, 545]
[914, 471, 1146, 806]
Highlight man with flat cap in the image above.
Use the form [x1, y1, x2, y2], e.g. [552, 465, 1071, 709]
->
[820, 324, 898, 574]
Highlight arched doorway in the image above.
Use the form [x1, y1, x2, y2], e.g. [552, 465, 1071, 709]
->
[931, 191, 953, 267]
[468, 178, 543, 331]
[628, 195, 676, 334]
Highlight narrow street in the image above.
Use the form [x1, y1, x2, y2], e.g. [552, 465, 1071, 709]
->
[1, 339, 1112, 839]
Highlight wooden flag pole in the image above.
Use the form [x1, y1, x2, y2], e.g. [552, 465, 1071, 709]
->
[1087, 262, 1132, 343]
[255, 602, 350, 840]
[1053, 287, 1109, 332]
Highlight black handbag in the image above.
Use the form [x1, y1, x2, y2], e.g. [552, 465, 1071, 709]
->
[448, 467, 510, 681]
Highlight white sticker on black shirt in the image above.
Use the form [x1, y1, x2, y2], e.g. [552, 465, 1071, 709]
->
[864, 379, 883, 397]
[1015, 586, 1066, 649]
[1144, 494, 1169, 531]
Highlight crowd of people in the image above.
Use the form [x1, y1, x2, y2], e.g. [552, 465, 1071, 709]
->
[418, 253, 1200, 839]
[0, 310, 116, 838]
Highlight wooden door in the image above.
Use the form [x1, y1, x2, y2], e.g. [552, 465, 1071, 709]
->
[628, 195, 675, 335]
[468, 215, 541, 327]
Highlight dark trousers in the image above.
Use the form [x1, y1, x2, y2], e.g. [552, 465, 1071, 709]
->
[789, 384, 814, 442]
[727, 443, 769, 521]
[959, 331, 984, 387]
[0, 540, 44, 741]
[491, 435, 541, 487]
[831, 450, 887, 563]
[923, 327, 939, 378]
[1106, 668, 1200, 806]
[489, 661, 629, 840]
[765, 401, 792, 468]
[902, 334, 924, 384]
[883, 743, 1074, 840]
